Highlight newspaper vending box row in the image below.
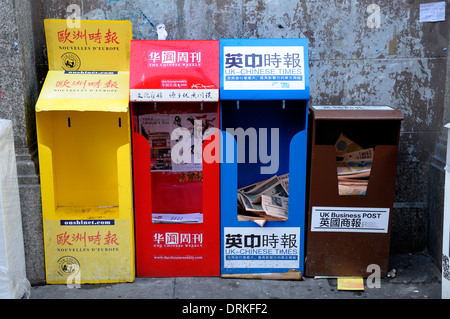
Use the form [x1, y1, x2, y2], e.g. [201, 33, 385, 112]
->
[35, 19, 402, 283]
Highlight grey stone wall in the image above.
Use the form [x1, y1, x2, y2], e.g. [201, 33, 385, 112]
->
[0, 0, 44, 284]
[0, 0, 448, 283]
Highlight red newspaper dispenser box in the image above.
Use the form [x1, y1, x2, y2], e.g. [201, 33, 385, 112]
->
[130, 40, 220, 277]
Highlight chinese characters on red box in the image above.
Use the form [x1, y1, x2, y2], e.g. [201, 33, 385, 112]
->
[153, 232, 204, 249]
[148, 50, 202, 67]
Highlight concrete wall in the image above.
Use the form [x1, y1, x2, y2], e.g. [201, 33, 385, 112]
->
[0, 0, 44, 285]
[0, 0, 448, 284]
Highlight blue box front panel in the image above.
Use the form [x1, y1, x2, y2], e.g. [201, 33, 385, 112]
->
[220, 100, 308, 274]
[219, 38, 310, 275]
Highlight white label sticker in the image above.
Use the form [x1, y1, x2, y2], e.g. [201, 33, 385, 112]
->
[420, 2, 446, 23]
[311, 207, 390, 233]
[223, 227, 300, 269]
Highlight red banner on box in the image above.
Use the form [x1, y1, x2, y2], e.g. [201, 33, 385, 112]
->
[130, 40, 219, 102]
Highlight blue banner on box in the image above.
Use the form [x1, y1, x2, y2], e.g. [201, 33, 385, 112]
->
[220, 38, 309, 101]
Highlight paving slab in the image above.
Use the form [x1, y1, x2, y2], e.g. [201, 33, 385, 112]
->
[28, 253, 442, 300]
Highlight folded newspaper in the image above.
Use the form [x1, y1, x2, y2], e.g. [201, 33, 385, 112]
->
[237, 174, 289, 226]
[335, 133, 372, 196]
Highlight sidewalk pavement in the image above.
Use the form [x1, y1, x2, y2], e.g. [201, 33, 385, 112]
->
[28, 252, 442, 300]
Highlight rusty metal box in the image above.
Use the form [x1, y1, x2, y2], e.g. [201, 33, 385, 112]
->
[305, 105, 403, 277]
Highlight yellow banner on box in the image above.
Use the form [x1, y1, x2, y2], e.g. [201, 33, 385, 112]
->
[39, 19, 131, 112]
[36, 71, 129, 112]
[44, 218, 134, 284]
[44, 19, 131, 72]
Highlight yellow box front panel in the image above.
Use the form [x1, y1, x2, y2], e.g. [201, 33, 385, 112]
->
[37, 110, 135, 284]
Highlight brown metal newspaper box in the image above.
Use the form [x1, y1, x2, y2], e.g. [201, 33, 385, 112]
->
[305, 105, 403, 277]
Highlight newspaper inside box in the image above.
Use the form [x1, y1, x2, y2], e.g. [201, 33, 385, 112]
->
[130, 40, 220, 277]
[305, 105, 403, 277]
[220, 38, 310, 274]
[35, 20, 135, 284]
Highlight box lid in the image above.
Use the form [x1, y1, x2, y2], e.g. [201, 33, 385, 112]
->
[310, 105, 403, 120]
[129, 40, 219, 102]
[36, 20, 131, 112]
[36, 71, 129, 112]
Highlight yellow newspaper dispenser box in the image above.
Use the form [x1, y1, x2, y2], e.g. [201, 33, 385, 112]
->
[36, 20, 134, 284]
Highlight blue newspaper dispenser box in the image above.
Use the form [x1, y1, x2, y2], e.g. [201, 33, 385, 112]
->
[220, 38, 310, 275]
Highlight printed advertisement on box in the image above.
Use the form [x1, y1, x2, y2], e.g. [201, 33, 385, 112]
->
[223, 227, 300, 269]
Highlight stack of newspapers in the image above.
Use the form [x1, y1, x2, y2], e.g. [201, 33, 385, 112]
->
[335, 133, 373, 196]
[237, 174, 289, 226]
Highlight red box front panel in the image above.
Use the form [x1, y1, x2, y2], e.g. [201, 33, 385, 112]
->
[130, 40, 220, 277]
